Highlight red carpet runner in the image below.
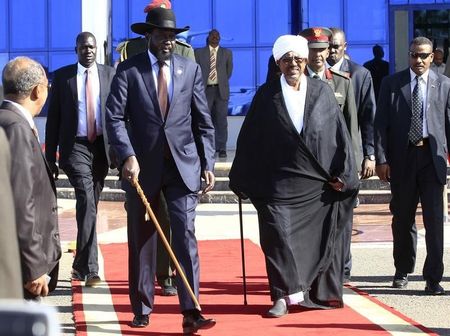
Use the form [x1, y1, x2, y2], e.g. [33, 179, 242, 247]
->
[73, 240, 436, 335]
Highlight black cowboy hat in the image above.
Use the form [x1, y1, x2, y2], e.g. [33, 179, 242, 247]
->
[131, 7, 189, 35]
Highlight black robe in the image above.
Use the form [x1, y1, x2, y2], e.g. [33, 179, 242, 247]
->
[229, 77, 359, 307]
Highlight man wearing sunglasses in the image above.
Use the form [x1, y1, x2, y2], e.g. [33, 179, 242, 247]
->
[375, 37, 450, 295]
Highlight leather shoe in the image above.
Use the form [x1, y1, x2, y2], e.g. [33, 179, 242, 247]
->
[425, 281, 445, 295]
[218, 150, 227, 158]
[85, 272, 101, 287]
[182, 310, 216, 334]
[71, 269, 84, 281]
[131, 314, 149, 328]
[392, 272, 408, 289]
[161, 284, 177, 296]
[266, 298, 288, 318]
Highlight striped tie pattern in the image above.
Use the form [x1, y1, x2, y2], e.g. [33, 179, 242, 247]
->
[208, 49, 217, 82]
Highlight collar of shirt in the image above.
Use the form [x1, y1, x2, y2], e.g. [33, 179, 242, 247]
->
[209, 45, 219, 53]
[329, 57, 344, 71]
[77, 62, 98, 76]
[148, 50, 171, 68]
[409, 68, 429, 86]
[306, 65, 324, 79]
[4, 99, 35, 129]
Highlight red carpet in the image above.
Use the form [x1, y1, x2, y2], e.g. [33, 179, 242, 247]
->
[73, 240, 436, 335]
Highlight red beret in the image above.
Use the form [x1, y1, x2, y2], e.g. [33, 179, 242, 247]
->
[144, 0, 171, 12]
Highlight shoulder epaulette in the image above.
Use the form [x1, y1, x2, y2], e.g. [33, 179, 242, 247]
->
[329, 68, 351, 79]
[175, 39, 193, 48]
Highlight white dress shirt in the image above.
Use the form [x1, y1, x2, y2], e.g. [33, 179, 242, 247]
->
[76, 62, 102, 136]
[409, 68, 429, 138]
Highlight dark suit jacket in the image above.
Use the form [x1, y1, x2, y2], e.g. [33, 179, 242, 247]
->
[375, 69, 450, 184]
[340, 59, 376, 156]
[0, 127, 22, 299]
[0, 101, 61, 283]
[45, 63, 115, 166]
[106, 52, 215, 193]
[194, 46, 233, 100]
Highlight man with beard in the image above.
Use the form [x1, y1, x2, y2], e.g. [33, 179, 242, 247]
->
[105, 6, 216, 333]
[229, 34, 358, 317]
[45, 32, 115, 287]
[375, 37, 450, 295]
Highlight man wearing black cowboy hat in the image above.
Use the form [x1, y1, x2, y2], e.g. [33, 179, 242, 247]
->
[105, 6, 216, 334]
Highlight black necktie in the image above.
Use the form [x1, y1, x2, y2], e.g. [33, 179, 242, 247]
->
[409, 76, 423, 144]
[313, 74, 320, 80]
[157, 61, 169, 119]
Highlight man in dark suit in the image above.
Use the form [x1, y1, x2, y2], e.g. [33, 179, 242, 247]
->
[375, 36, 450, 295]
[363, 44, 390, 100]
[0, 127, 22, 299]
[0, 57, 61, 299]
[45, 32, 115, 287]
[105, 7, 216, 333]
[195, 29, 233, 158]
[328, 27, 377, 282]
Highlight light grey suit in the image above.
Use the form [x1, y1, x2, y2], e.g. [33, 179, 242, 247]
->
[195, 46, 233, 151]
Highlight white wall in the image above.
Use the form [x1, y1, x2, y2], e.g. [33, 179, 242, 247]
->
[82, 0, 110, 64]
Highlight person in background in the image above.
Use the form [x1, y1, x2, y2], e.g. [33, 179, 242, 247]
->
[229, 34, 358, 318]
[327, 27, 377, 283]
[45, 32, 115, 287]
[363, 44, 389, 100]
[195, 29, 233, 158]
[0, 126, 22, 300]
[375, 37, 449, 295]
[430, 48, 445, 75]
[0, 57, 61, 299]
[106, 6, 216, 333]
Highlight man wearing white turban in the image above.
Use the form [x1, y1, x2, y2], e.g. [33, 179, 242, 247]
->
[230, 35, 359, 317]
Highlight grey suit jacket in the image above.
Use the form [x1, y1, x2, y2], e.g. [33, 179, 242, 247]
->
[45, 63, 115, 166]
[194, 46, 233, 100]
[375, 69, 450, 184]
[0, 127, 22, 299]
[0, 101, 61, 283]
[106, 52, 215, 193]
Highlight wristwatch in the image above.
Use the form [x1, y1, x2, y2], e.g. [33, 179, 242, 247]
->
[364, 155, 375, 161]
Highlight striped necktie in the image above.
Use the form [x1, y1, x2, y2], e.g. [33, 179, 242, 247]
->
[208, 48, 217, 82]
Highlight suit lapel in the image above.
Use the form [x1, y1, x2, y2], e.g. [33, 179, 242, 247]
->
[399, 70, 412, 112]
[68, 64, 78, 105]
[167, 55, 184, 121]
[137, 53, 160, 117]
[427, 70, 439, 117]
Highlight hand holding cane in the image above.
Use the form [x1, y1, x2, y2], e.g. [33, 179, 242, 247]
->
[131, 177, 201, 311]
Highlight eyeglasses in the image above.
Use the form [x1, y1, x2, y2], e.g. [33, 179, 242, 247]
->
[280, 56, 306, 64]
[409, 52, 432, 60]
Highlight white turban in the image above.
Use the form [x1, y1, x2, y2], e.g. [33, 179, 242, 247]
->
[272, 35, 309, 62]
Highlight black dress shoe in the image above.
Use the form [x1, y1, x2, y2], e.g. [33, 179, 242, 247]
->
[85, 272, 101, 287]
[131, 314, 149, 328]
[71, 269, 84, 281]
[425, 281, 445, 295]
[218, 150, 227, 158]
[161, 284, 178, 296]
[182, 310, 216, 334]
[392, 272, 408, 289]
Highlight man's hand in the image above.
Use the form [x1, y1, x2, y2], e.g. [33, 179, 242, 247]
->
[328, 177, 344, 192]
[122, 156, 140, 183]
[24, 274, 49, 297]
[360, 158, 375, 179]
[202, 170, 215, 194]
[375, 163, 390, 182]
[49, 162, 59, 180]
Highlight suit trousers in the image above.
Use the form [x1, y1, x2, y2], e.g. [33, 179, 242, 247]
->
[126, 157, 200, 316]
[62, 137, 108, 275]
[156, 192, 175, 287]
[206, 86, 228, 151]
[390, 143, 444, 283]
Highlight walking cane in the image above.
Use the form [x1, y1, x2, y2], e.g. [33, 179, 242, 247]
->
[132, 178, 201, 311]
[238, 196, 248, 305]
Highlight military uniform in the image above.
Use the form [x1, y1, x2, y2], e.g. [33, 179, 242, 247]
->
[116, 37, 195, 62]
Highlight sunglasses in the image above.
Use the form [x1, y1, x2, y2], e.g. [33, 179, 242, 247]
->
[409, 52, 432, 60]
[280, 56, 306, 64]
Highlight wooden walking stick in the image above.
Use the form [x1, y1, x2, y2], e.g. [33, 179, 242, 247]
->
[131, 178, 201, 311]
[238, 196, 248, 305]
